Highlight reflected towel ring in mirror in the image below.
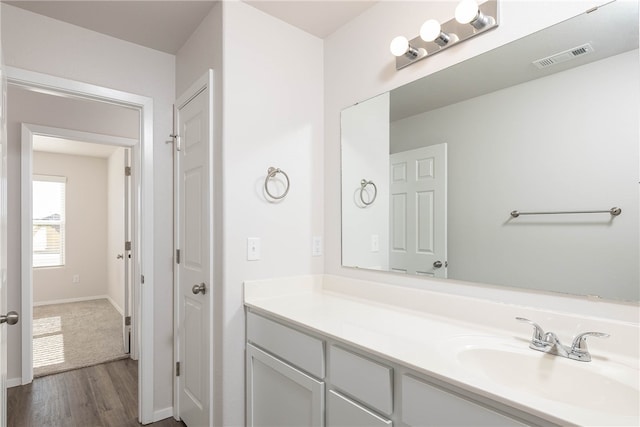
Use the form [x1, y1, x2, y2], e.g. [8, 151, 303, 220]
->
[265, 167, 290, 200]
[360, 179, 377, 206]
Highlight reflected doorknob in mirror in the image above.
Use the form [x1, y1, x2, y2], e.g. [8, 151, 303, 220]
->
[0, 311, 19, 325]
[192, 283, 206, 295]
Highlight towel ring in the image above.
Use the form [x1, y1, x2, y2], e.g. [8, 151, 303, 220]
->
[265, 167, 290, 200]
[360, 179, 377, 206]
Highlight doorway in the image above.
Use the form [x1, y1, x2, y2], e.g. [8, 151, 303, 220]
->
[6, 66, 156, 423]
[27, 131, 134, 378]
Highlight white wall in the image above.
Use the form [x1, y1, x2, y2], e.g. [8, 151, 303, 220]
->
[176, 2, 222, 98]
[32, 151, 108, 303]
[341, 92, 389, 270]
[324, 0, 633, 306]
[221, 2, 324, 425]
[390, 50, 639, 300]
[107, 148, 126, 313]
[2, 3, 176, 414]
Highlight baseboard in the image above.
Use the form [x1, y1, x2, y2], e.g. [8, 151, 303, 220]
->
[7, 377, 23, 388]
[106, 296, 124, 316]
[34, 294, 125, 318]
[34, 295, 110, 307]
[153, 407, 175, 422]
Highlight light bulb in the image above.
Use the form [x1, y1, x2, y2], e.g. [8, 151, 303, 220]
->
[390, 36, 409, 57]
[420, 19, 442, 42]
[455, 0, 480, 24]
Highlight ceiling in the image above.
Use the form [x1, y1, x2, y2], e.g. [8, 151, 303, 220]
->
[4, 1, 377, 54]
[245, 1, 376, 39]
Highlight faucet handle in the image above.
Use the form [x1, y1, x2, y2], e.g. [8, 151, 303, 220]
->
[515, 317, 545, 343]
[571, 331, 610, 352]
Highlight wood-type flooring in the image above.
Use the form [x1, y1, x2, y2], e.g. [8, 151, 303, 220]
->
[7, 358, 186, 427]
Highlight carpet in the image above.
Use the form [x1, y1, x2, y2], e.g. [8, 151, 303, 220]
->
[33, 298, 128, 378]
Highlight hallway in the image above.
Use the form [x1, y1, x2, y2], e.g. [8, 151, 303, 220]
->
[7, 359, 185, 427]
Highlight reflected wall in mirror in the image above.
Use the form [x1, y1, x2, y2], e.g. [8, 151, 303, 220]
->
[341, 1, 639, 301]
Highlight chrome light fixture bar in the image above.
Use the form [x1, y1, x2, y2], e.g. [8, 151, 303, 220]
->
[391, 0, 499, 70]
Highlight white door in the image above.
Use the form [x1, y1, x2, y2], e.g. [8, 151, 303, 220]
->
[175, 71, 214, 427]
[389, 144, 447, 277]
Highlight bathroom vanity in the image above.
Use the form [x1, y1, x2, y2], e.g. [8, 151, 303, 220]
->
[244, 275, 640, 427]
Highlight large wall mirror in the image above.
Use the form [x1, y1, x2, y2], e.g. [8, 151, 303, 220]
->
[341, 1, 639, 301]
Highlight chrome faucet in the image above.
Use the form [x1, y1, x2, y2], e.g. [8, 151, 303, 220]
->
[516, 317, 609, 362]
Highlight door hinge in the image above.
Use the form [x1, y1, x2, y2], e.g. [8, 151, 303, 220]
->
[176, 362, 180, 376]
[125, 166, 132, 176]
[176, 249, 181, 264]
[141, 275, 145, 284]
[125, 316, 131, 326]
[125, 241, 132, 251]
[170, 133, 181, 151]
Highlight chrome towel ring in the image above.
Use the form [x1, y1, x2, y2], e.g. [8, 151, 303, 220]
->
[360, 179, 377, 206]
[265, 167, 290, 200]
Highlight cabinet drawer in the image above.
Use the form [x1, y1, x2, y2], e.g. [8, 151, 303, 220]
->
[401, 375, 526, 426]
[328, 390, 392, 427]
[247, 311, 324, 378]
[329, 345, 393, 415]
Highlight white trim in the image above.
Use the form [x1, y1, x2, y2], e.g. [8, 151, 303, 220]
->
[26, 124, 137, 148]
[153, 407, 175, 423]
[6, 378, 22, 389]
[8, 67, 155, 424]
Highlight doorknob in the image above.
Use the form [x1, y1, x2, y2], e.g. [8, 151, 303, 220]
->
[192, 283, 206, 295]
[433, 261, 448, 269]
[0, 311, 19, 325]
[117, 254, 124, 259]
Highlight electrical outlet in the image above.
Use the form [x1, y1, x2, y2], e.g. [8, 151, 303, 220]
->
[312, 236, 323, 257]
[247, 238, 261, 261]
[72, 274, 80, 284]
[371, 234, 379, 252]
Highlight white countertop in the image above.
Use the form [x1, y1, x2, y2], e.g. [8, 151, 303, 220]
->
[244, 274, 640, 427]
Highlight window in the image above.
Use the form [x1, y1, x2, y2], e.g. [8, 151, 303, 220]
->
[33, 175, 66, 268]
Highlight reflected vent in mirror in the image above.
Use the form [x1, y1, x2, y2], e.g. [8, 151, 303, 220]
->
[532, 43, 594, 69]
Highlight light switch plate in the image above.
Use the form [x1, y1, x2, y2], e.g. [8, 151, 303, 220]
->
[247, 237, 261, 261]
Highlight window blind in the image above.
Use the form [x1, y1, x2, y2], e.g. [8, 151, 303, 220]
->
[33, 175, 66, 268]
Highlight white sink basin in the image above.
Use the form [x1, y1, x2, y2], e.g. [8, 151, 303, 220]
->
[443, 336, 640, 418]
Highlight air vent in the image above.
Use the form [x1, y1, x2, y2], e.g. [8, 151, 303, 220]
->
[532, 43, 594, 69]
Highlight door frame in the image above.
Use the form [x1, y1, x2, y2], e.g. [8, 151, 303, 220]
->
[173, 69, 215, 424]
[21, 124, 138, 383]
[7, 66, 155, 424]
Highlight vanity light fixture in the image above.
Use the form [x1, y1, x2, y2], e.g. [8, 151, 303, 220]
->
[391, 0, 499, 70]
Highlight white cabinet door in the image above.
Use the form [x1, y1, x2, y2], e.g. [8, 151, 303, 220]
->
[328, 390, 392, 427]
[247, 344, 324, 427]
